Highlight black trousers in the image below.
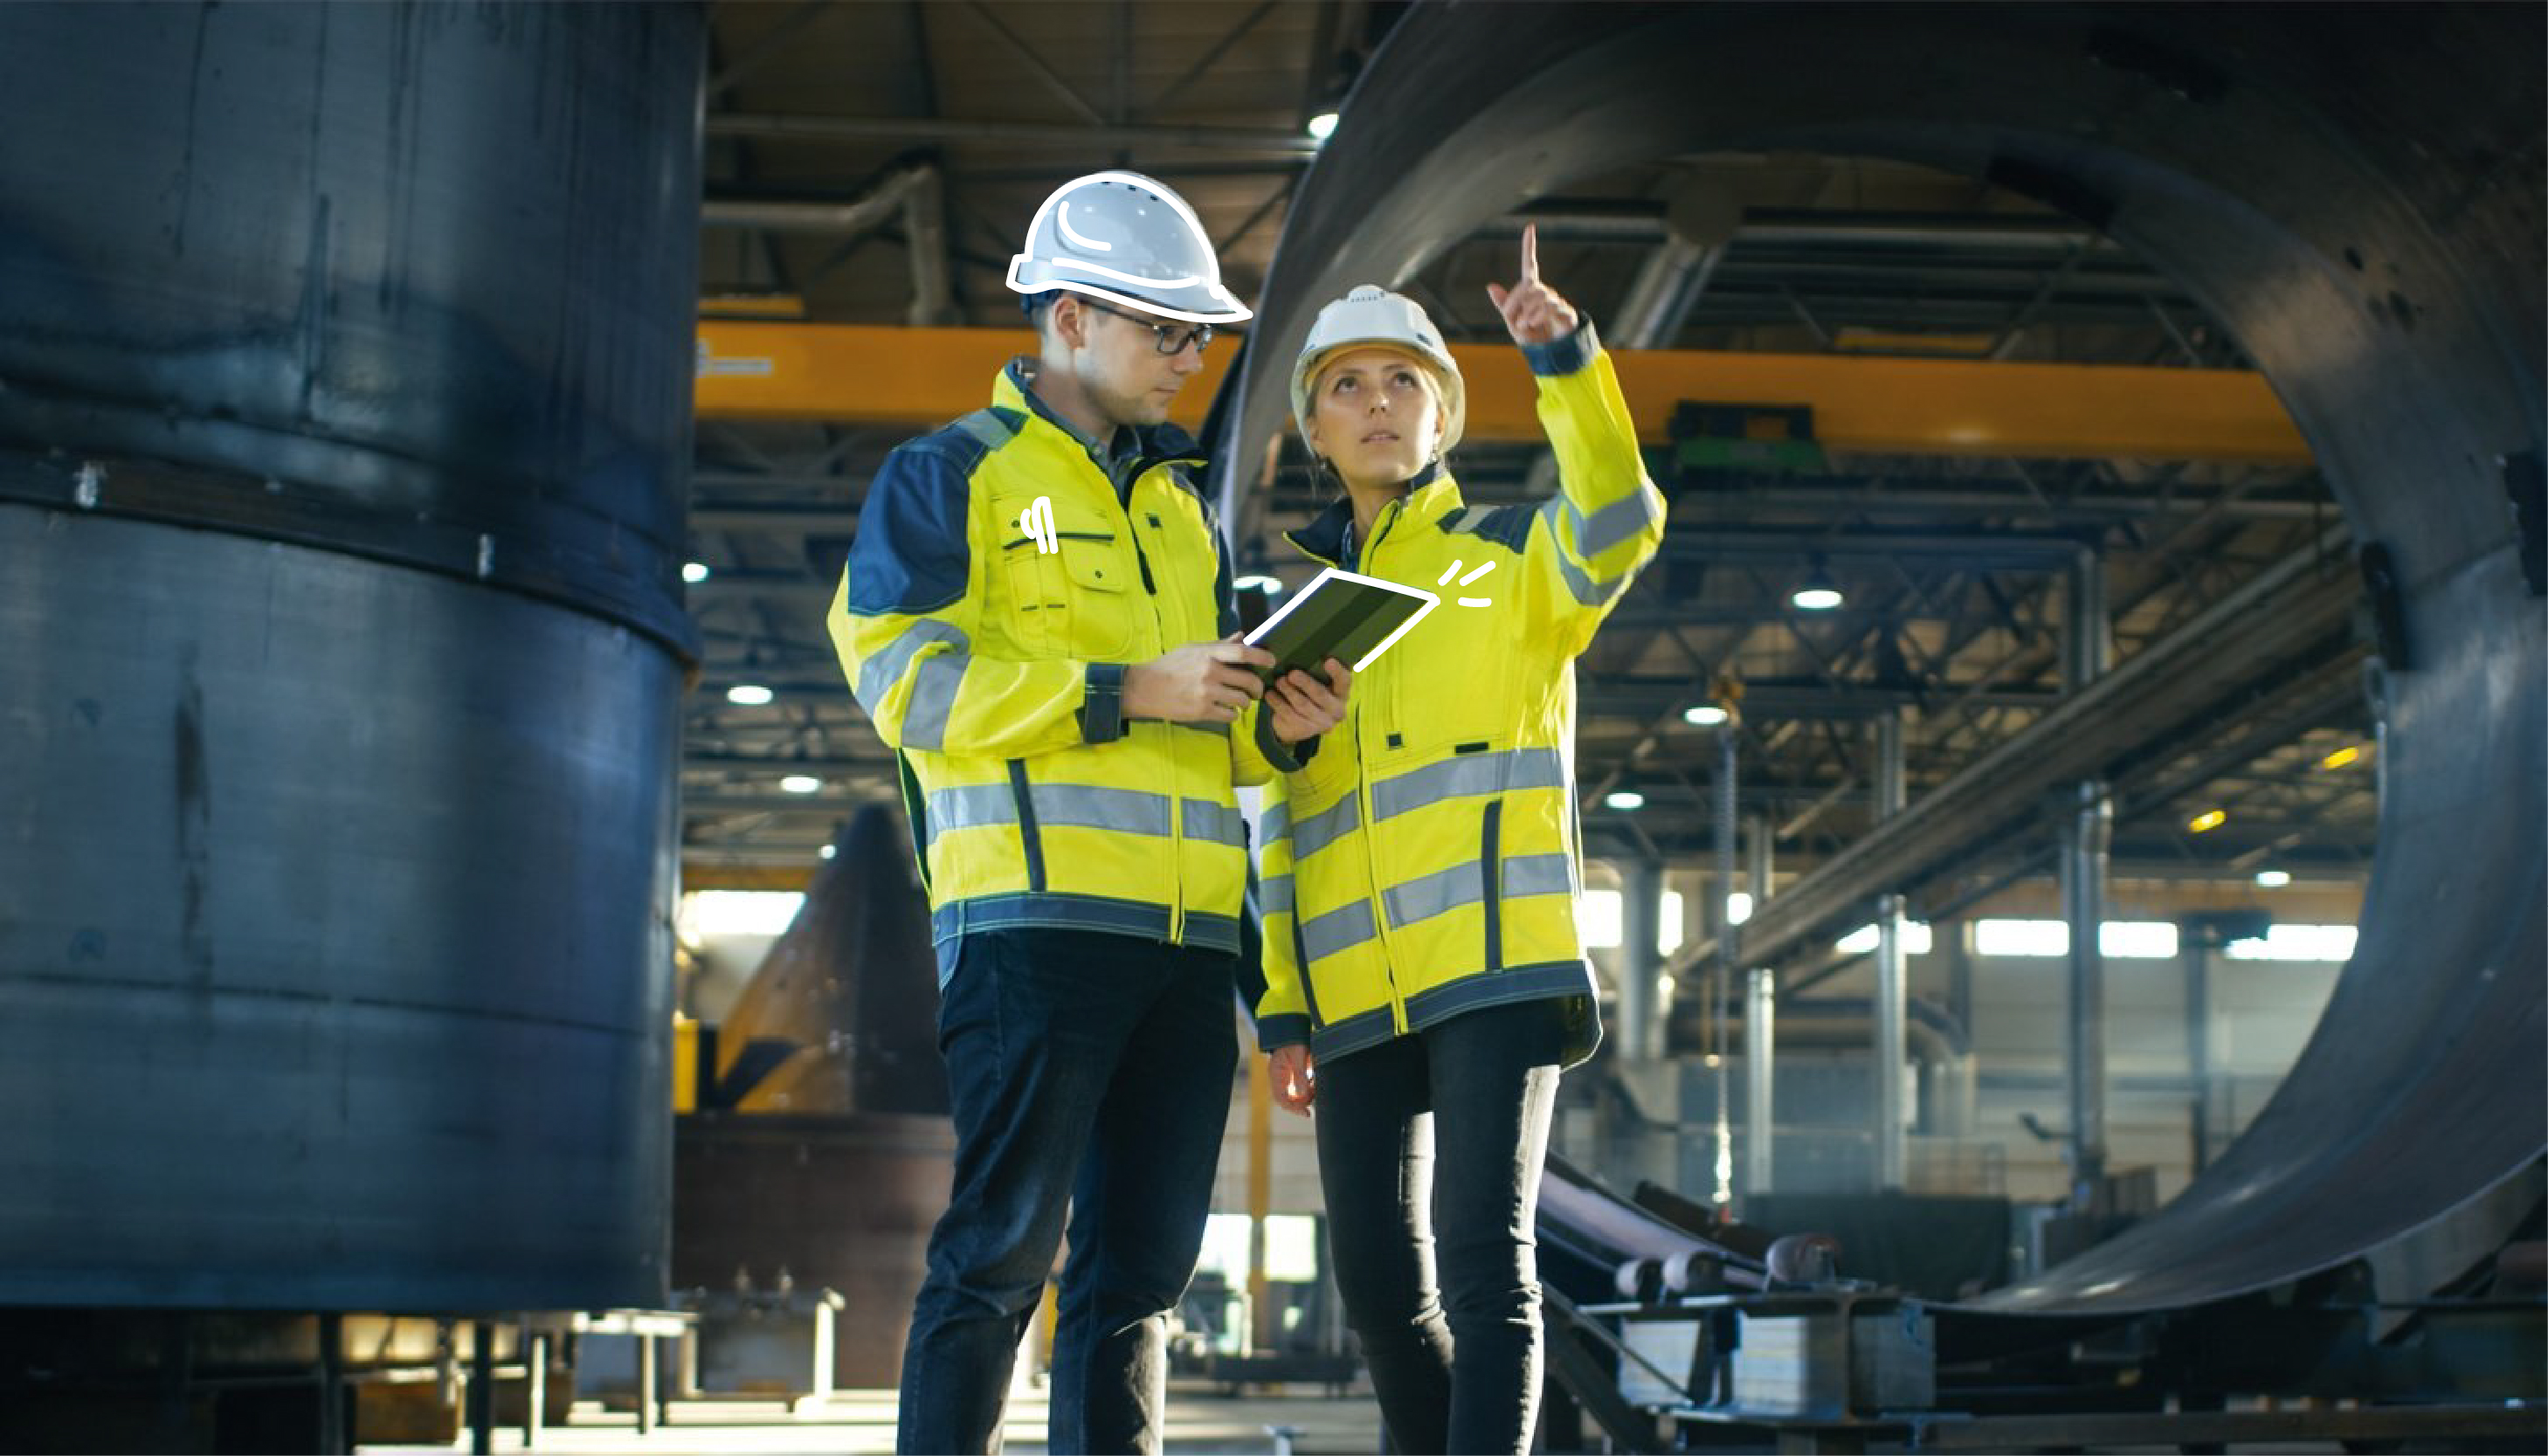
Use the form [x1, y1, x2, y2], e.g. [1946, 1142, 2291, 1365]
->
[1313, 998, 1567, 1456]
[896, 928, 1239, 1454]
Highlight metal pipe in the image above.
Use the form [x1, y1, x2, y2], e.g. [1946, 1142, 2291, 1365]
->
[1712, 724, 1740, 1204]
[2186, 935, 2216, 1173]
[1873, 709, 1909, 1191]
[1619, 859, 1666, 1063]
[1745, 968, 1777, 1201]
[2061, 550, 2114, 1205]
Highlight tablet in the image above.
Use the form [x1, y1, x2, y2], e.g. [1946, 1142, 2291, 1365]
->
[1241, 568, 1440, 687]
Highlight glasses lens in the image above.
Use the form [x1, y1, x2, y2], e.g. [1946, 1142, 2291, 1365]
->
[1155, 322, 1211, 355]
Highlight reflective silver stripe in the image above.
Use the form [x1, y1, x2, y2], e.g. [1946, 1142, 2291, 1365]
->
[903, 652, 966, 750]
[1180, 798, 1247, 848]
[1502, 853, 1575, 896]
[1384, 861, 1483, 928]
[1260, 873, 1294, 916]
[1290, 794, 1361, 859]
[1571, 485, 1661, 558]
[1370, 748, 1564, 821]
[1039, 784, 1175, 837]
[1300, 900, 1378, 962]
[923, 783, 1184, 841]
[952, 407, 1019, 452]
[1261, 802, 1292, 845]
[1378, 852, 1578, 928]
[856, 618, 970, 713]
[926, 784, 1021, 838]
[1550, 544, 1628, 609]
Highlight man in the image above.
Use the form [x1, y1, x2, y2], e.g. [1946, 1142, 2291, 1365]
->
[830, 169, 1351, 1455]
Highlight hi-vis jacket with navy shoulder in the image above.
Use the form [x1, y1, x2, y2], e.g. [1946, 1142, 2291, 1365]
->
[829, 361, 1301, 967]
[1254, 323, 1665, 1065]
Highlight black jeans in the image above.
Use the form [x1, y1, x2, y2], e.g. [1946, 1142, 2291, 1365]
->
[897, 928, 1239, 1454]
[1315, 999, 1567, 1456]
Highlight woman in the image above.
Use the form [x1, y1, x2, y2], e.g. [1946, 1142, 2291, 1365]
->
[1252, 227, 1667, 1454]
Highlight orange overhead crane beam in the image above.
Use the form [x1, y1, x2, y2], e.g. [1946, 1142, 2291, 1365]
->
[695, 321, 2312, 464]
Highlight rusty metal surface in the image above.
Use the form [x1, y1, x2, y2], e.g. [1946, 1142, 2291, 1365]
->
[1229, 1, 2545, 1314]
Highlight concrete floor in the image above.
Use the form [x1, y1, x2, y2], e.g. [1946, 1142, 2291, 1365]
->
[363, 1384, 1384, 1455]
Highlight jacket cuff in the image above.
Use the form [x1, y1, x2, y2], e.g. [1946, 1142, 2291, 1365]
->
[1080, 662, 1127, 743]
[1522, 319, 1599, 377]
[1256, 701, 1312, 771]
[1255, 1013, 1312, 1052]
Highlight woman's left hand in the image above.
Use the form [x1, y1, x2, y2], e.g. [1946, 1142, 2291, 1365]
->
[1486, 223, 1581, 346]
[1268, 657, 1352, 745]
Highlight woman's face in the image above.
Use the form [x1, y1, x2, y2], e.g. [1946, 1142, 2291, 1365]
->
[1307, 346, 1444, 488]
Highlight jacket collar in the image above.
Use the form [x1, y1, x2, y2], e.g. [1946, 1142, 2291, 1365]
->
[1286, 459, 1460, 566]
[994, 358, 1206, 467]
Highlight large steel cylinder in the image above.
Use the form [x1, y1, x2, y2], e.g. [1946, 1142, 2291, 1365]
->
[0, 3, 702, 1311]
[1230, 3, 2545, 1313]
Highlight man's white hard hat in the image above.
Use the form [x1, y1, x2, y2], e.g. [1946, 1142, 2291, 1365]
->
[1006, 170, 1253, 324]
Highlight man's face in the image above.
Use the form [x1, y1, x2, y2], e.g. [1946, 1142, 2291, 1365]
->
[1060, 297, 1209, 429]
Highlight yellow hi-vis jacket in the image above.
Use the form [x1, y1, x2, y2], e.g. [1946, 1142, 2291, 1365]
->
[1254, 323, 1665, 1065]
[829, 361, 1302, 971]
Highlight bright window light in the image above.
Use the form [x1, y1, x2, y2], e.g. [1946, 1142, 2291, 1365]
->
[678, 890, 804, 939]
[1725, 892, 1753, 926]
[681, 561, 710, 583]
[2255, 868, 2291, 888]
[2227, 924, 2358, 962]
[1578, 887, 1683, 953]
[2103, 921, 2179, 959]
[1305, 111, 1340, 141]
[1974, 918, 2182, 958]
[1581, 889, 1622, 949]
[1684, 704, 1730, 726]
[1977, 918, 2068, 957]
[1834, 921, 1932, 956]
[1234, 574, 1283, 593]
[727, 684, 774, 706]
[780, 775, 823, 795]
[1605, 790, 1647, 811]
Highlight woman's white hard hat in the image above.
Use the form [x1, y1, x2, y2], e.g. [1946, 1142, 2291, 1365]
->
[1289, 285, 1467, 456]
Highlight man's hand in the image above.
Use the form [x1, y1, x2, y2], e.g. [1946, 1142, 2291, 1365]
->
[1268, 1045, 1315, 1115]
[1266, 657, 1352, 745]
[1485, 222, 1581, 346]
[1123, 634, 1274, 723]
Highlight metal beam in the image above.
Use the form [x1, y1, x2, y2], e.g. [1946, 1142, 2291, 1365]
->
[694, 321, 2314, 463]
[706, 112, 1321, 157]
[1671, 527, 2354, 976]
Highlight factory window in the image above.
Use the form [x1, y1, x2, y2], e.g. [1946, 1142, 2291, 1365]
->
[1834, 921, 1934, 956]
[1578, 888, 1688, 953]
[677, 890, 805, 940]
[1971, 919, 2182, 958]
[1198, 1213, 1322, 1282]
[2224, 924, 2359, 962]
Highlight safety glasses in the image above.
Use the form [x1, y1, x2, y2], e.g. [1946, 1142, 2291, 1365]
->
[1075, 296, 1216, 356]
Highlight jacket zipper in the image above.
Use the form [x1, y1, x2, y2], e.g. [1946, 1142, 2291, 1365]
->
[1356, 495, 1411, 1033]
[1108, 454, 1186, 943]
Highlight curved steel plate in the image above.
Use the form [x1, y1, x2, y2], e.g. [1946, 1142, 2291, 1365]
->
[1226, 1, 2545, 1314]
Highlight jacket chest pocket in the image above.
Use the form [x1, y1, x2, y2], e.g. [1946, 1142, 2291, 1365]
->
[1387, 562, 1516, 751]
[998, 509, 1137, 660]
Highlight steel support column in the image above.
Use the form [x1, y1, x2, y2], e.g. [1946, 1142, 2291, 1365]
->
[1873, 709, 1909, 1192]
[1619, 859, 1667, 1064]
[2061, 550, 2114, 1205]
